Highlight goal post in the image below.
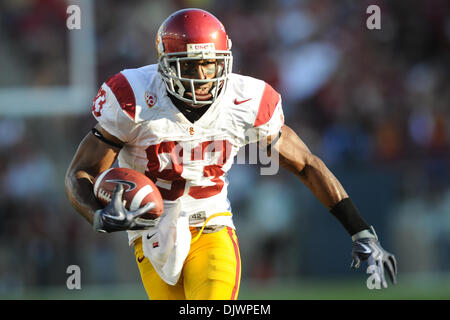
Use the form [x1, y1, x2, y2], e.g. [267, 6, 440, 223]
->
[0, 0, 96, 116]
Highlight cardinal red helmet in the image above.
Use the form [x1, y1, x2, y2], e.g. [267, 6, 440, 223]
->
[156, 8, 233, 106]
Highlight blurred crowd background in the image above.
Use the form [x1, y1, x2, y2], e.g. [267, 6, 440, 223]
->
[0, 0, 449, 298]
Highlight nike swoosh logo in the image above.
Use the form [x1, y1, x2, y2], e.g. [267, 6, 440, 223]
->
[146, 233, 156, 240]
[359, 243, 372, 254]
[137, 256, 145, 263]
[234, 98, 252, 105]
[106, 179, 136, 192]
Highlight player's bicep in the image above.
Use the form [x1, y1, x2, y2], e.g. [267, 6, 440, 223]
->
[65, 125, 123, 224]
[66, 124, 122, 182]
[272, 125, 314, 175]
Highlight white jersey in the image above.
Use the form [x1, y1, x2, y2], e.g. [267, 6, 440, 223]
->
[92, 64, 284, 245]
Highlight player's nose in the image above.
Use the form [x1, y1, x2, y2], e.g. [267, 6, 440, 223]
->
[195, 64, 206, 80]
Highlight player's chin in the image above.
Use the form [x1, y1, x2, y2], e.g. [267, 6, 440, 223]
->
[184, 92, 213, 107]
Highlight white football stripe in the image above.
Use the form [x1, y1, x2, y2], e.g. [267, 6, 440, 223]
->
[93, 168, 114, 197]
[130, 185, 153, 210]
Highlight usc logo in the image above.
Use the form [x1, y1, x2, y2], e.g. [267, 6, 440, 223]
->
[145, 91, 156, 108]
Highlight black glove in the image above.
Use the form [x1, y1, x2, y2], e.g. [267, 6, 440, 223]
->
[351, 226, 397, 288]
[93, 184, 156, 233]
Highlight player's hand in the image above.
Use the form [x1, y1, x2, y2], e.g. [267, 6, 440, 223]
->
[351, 226, 397, 288]
[93, 184, 155, 233]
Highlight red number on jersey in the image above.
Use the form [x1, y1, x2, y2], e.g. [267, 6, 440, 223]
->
[93, 88, 106, 117]
[145, 141, 185, 201]
[188, 140, 232, 199]
[145, 140, 232, 201]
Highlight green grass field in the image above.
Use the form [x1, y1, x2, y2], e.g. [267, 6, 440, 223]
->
[240, 278, 450, 300]
[2, 273, 450, 300]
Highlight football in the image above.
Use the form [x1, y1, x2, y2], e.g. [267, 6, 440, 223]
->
[93, 167, 163, 219]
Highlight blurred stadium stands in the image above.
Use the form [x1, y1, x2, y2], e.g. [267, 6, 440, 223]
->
[0, 0, 449, 299]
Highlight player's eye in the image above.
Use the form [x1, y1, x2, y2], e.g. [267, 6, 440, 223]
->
[181, 62, 196, 74]
[200, 62, 217, 75]
[180, 61, 217, 76]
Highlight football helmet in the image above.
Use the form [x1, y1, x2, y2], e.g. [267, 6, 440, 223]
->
[156, 8, 233, 106]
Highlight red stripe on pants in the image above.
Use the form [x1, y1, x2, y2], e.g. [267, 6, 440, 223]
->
[227, 227, 240, 300]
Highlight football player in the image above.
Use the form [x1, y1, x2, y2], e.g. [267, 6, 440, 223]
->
[65, 8, 397, 299]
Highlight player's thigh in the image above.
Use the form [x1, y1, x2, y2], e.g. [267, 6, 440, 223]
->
[134, 238, 185, 300]
[183, 227, 241, 300]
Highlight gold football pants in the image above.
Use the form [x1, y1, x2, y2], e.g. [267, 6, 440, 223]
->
[134, 226, 241, 300]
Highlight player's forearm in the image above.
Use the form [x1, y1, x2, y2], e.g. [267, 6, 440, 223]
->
[275, 126, 370, 235]
[65, 169, 100, 225]
[280, 152, 370, 235]
[274, 126, 347, 208]
[284, 154, 348, 209]
[275, 125, 345, 207]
